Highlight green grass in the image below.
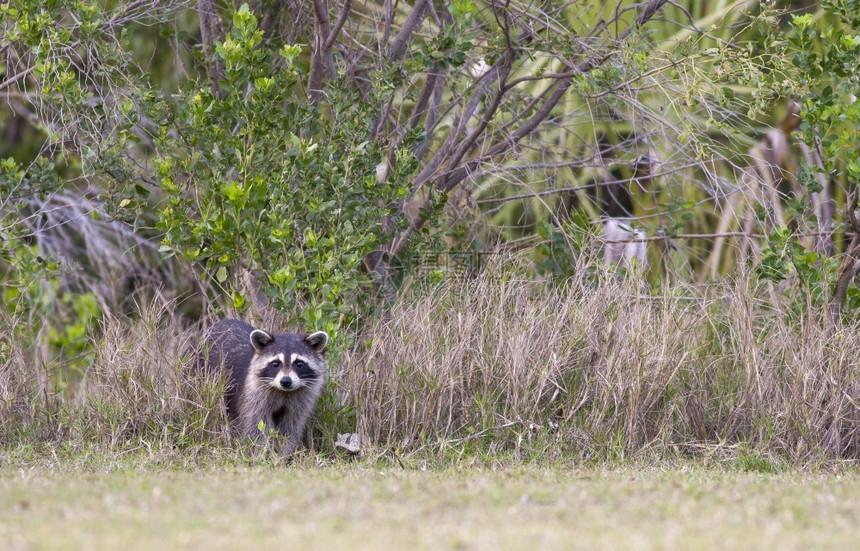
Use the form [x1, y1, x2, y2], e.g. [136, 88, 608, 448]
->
[3, 463, 860, 550]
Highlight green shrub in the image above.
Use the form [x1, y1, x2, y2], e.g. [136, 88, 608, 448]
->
[153, 5, 420, 342]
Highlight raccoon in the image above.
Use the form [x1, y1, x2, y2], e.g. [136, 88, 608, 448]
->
[197, 319, 328, 456]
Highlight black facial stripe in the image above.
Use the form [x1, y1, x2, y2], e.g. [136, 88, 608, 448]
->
[293, 359, 317, 379]
[258, 356, 284, 379]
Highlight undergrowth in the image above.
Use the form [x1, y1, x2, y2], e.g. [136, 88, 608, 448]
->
[345, 254, 860, 466]
[2, 253, 860, 469]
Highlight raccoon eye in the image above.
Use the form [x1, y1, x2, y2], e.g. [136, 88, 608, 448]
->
[269, 359, 282, 369]
[294, 359, 308, 369]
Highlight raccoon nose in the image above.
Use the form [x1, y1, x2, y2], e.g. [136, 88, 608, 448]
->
[279, 377, 293, 389]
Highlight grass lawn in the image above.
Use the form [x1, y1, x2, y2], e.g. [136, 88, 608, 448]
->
[2, 463, 860, 550]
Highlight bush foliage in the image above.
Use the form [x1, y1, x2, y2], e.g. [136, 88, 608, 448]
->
[153, 5, 419, 337]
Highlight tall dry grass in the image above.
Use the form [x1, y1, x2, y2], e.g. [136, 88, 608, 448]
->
[0, 299, 232, 455]
[343, 255, 860, 462]
[3, 254, 859, 465]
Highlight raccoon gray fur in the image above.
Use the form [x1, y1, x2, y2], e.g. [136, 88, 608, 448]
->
[197, 319, 328, 456]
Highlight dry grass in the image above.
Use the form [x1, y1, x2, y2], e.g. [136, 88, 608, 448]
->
[343, 254, 860, 463]
[3, 253, 860, 465]
[0, 299, 232, 456]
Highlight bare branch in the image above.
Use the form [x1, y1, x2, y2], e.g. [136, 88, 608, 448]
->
[411, 56, 512, 192]
[448, 59, 515, 177]
[387, 0, 429, 61]
[324, 0, 353, 51]
[381, 0, 672, 261]
[309, 0, 352, 102]
[445, 0, 670, 190]
[259, 0, 287, 36]
[415, 72, 446, 160]
[308, 0, 336, 100]
[831, 191, 860, 322]
[0, 67, 35, 92]
[409, 65, 442, 128]
[197, 0, 223, 98]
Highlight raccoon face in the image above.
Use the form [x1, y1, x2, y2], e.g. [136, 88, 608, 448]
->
[248, 329, 328, 393]
[256, 352, 319, 392]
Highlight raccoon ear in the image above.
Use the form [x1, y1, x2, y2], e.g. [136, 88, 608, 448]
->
[305, 331, 328, 353]
[249, 329, 274, 352]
